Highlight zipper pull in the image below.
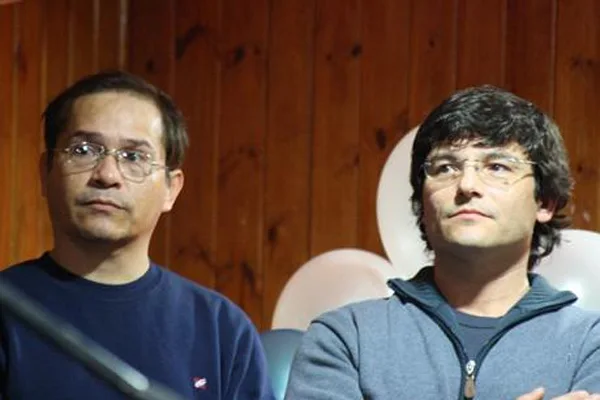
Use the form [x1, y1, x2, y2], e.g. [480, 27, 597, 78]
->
[464, 359, 476, 399]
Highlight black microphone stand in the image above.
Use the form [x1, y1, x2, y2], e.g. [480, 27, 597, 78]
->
[0, 278, 184, 400]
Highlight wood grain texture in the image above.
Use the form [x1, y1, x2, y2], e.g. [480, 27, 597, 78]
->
[0, 4, 16, 269]
[97, 0, 122, 70]
[310, 0, 361, 255]
[170, 0, 221, 289]
[506, 0, 556, 113]
[457, 0, 506, 88]
[554, 0, 600, 230]
[263, 0, 315, 327]
[13, 0, 44, 261]
[358, 0, 410, 257]
[41, 0, 70, 251]
[69, 0, 96, 80]
[215, 0, 269, 327]
[408, 0, 458, 127]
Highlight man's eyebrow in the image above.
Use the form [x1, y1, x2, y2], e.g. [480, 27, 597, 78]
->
[481, 150, 522, 160]
[120, 138, 153, 150]
[427, 151, 459, 161]
[65, 131, 154, 150]
[65, 130, 103, 143]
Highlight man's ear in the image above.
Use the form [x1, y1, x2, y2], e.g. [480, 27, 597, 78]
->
[162, 169, 184, 213]
[536, 198, 557, 224]
[39, 152, 49, 198]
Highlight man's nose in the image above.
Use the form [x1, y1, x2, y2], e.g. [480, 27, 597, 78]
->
[456, 162, 483, 195]
[90, 153, 124, 187]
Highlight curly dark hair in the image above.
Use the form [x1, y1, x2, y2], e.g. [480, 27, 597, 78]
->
[42, 70, 188, 171]
[410, 85, 573, 269]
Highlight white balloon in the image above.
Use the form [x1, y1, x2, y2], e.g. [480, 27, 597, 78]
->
[271, 249, 396, 330]
[536, 229, 600, 311]
[376, 126, 432, 279]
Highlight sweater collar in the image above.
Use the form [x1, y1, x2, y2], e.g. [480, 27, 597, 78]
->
[387, 266, 577, 313]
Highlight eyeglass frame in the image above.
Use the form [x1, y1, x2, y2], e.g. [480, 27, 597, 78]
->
[51, 141, 169, 182]
[422, 154, 537, 189]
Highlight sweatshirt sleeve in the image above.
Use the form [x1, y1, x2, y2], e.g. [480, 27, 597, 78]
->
[284, 308, 363, 400]
[221, 304, 276, 400]
[570, 317, 600, 393]
[0, 316, 5, 400]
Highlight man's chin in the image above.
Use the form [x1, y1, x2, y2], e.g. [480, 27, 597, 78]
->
[74, 225, 132, 243]
[446, 233, 493, 249]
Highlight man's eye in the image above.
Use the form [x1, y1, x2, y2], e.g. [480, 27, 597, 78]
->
[485, 161, 513, 173]
[70, 143, 97, 157]
[119, 150, 147, 163]
[431, 162, 458, 175]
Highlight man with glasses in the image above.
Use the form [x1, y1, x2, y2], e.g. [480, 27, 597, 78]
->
[285, 86, 600, 399]
[0, 71, 274, 400]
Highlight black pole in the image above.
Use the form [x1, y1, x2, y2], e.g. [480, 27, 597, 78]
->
[0, 278, 184, 400]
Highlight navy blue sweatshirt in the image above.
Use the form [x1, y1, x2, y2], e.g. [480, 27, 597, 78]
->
[0, 253, 275, 400]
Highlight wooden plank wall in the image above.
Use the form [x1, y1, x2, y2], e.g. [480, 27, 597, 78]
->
[1, 0, 599, 330]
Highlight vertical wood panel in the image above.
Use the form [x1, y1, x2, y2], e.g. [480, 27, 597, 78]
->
[170, 0, 220, 288]
[97, 0, 122, 70]
[119, 0, 128, 68]
[216, 0, 269, 327]
[505, 0, 556, 113]
[42, 0, 69, 251]
[408, 0, 458, 126]
[0, 5, 15, 268]
[554, 0, 600, 230]
[310, 0, 361, 255]
[456, 0, 505, 88]
[13, 0, 44, 261]
[69, 0, 96, 81]
[263, 0, 315, 327]
[128, 0, 175, 266]
[358, 0, 410, 256]
[44, 0, 69, 105]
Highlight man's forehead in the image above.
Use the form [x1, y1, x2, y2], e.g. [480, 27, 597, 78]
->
[70, 91, 159, 115]
[60, 92, 165, 154]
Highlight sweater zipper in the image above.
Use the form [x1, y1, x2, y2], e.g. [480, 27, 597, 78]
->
[420, 301, 570, 400]
[464, 359, 476, 398]
[415, 308, 472, 400]
[460, 301, 572, 399]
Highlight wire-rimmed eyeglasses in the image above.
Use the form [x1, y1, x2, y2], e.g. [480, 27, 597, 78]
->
[53, 141, 167, 182]
[423, 156, 536, 189]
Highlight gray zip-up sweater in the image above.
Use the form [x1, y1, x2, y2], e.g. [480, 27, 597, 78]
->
[285, 268, 600, 399]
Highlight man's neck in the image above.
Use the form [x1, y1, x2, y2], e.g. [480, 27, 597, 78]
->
[433, 249, 531, 318]
[50, 236, 152, 285]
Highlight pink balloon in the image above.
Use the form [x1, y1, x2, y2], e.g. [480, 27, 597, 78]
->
[376, 126, 431, 278]
[536, 229, 600, 311]
[271, 249, 396, 330]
